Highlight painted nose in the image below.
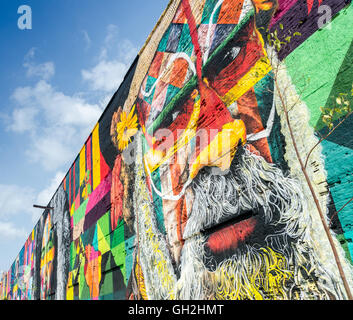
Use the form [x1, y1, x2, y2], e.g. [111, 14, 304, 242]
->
[188, 80, 247, 179]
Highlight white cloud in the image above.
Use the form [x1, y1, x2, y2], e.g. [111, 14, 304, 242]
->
[30, 171, 66, 222]
[0, 184, 36, 220]
[82, 24, 138, 93]
[104, 24, 119, 47]
[82, 59, 129, 92]
[0, 222, 27, 240]
[8, 80, 102, 171]
[7, 107, 38, 133]
[6, 25, 137, 176]
[11, 80, 102, 127]
[24, 61, 55, 80]
[0, 171, 65, 226]
[36, 171, 65, 206]
[82, 30, 92, 50]
[23, 48, 55, 80]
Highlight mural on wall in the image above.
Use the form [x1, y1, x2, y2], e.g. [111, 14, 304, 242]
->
[1, 0, 353, 300]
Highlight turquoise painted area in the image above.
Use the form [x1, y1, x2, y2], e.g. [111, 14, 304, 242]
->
[321, 139, 353, 259]
[151, 168, 166, 234]
[165, 84, 181, 108]
[144, 76, 157, 105]
[177, 23, 193, 56]
[141, 135, 166, 234]
[201, 0, 221, 24]
[157, 25, 171, 52]
[254, 73, 288, 172]
[124, 235, 135, 284]
[284, 3, 353, 263]
[343, 230, 353, 262]
[92, 225, 98, 251]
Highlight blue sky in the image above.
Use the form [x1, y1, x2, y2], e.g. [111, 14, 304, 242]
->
[0, 0, 168, 273]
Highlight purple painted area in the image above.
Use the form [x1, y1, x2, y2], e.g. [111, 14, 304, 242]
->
[83, 192, 111, 232]
[270, 0, 298, 27]
[85, 172, 111, 215]
[83, 172, 112, 232]
[270, 0, 351, 60]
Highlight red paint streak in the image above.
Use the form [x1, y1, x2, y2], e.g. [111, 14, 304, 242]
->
[73, 162, 76, 205]
[100, 151, 110, 182]
[207, 217, 257, 253]
[86, 136, 92, 187]
[111, 154, 124, 231]
[307, 0, 323, 14]
[69, 168, 72, 209]
[181, 0, 203, 83]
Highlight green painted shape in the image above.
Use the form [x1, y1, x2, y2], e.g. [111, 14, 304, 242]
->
[201, 0, 221, 24]
[285, 3, 353, 128]
[336, 233, 353, 265]
[111, 242, 126, 266]
[254, 72, 288, 171]
[110, 220, 125, 249]
[177, 23, 193, 56]
[97, 210, 111, 238]
[124, 236, 135, 284]
[70, 242, 76, 270]
[316, 37, 353, 130]
[99, 268, 114, 296]
[99, 292, 114, 300]
[157, 24, 171, 52]
[79, 264, 90, 300]
[164, 84, 180, 110]
[151, 168, 166, 234]
[111, 242, 127, 285]
[73, 198, 89, 226]
[144, 76, 157, 105]
[92, 225, 98, 252]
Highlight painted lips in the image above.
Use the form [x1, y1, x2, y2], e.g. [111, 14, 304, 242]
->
[206, 217, 257, 253]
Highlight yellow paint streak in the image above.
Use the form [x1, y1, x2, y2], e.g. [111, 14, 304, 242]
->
[66, 272, 74, 300]
[212, 247, 293, 300]
[136, 158, 176, 299]
[40, 247, 54, 269]
[92, 123, 101, 190]
[79, 145, 86, 186]
[189, 119, 246, 179]
[97, 225, 110, 254]
[222, 56, 272, 107]
[135, 255, 148, 300]
[144, 98, 201, 174]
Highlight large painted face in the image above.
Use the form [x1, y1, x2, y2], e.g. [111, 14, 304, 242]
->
[116, 0, 342, 300]
[135, 0, 278, 264]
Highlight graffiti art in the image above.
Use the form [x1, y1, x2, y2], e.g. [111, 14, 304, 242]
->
[1, 0, 353, 300]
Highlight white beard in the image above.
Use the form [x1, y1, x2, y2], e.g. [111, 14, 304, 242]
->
[133, 131, 345, 300]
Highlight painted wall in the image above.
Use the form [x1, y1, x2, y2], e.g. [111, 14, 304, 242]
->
[2, 0, 353, 300]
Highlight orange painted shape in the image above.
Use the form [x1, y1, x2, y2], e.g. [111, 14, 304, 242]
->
[149, 51, 164, 79]
[237, 88, 272, 163]
[173, 5, 187, 24]
[217, 0, 245, 24]
[169, 58, 189, 88]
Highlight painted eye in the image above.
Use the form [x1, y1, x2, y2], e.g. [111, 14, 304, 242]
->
[225, 46, 241, 61]
[172, 110, 180, 121]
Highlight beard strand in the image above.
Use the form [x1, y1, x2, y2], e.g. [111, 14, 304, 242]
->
[176, 145, 342, 300]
